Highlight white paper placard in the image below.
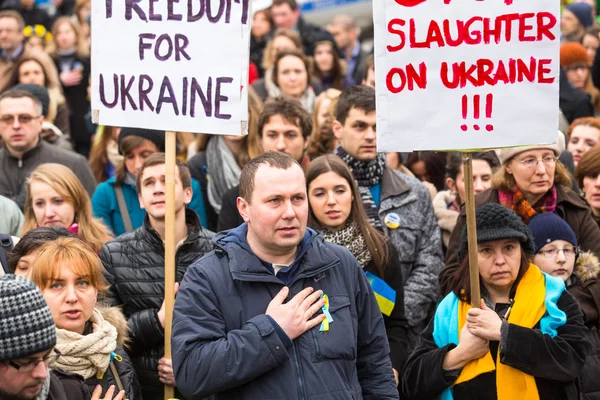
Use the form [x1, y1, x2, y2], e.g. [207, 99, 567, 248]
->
[373, 0, 560, 152]
[91, 0, 249, 135]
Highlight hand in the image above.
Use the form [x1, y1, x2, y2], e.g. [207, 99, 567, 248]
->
[393, 368, 399, 387]
[91, 385, 125, 400]
[442, 324, 489, 370]
[466, 300, 503, 341]
[158, 357, 177, 386]
[158, 282, 179, 328]
[60, 69, 82, 87]
[266, 287, 326, 340]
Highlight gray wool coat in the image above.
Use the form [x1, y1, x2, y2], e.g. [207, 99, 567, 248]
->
[376, 167, 443, 347]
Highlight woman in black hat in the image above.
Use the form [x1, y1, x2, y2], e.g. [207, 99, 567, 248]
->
[402, 203, 590, 400]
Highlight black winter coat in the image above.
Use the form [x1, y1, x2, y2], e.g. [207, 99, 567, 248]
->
[100, 210, 214, 400]
[50, 369, 91, 400]
[172, 225, 399, 399]
[217, 184, 243, 231]
[402, 291, 590, 400]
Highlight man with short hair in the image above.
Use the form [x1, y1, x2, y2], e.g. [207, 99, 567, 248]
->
[271, 0, 337, 57]
[332, 85, 443, 348]
[0, 89, 96, 209]
[0, 10, 25, 88]
[0, 274, 92, 400]
[213, 96, 312, 231]
[328, 14, 369, 84]
[172, 151, 398, 399]
[100, 152, 214, 400]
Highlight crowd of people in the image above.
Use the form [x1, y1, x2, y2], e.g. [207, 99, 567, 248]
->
[1, 0, 600, 399]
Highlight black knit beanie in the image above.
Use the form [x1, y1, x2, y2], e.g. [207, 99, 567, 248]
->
[118, 127, 165, 154]
[0, 275, 56, 360]
[527, 213, 577, 254]
[457, 203, 536, 262]
[14, 83, 50, 117]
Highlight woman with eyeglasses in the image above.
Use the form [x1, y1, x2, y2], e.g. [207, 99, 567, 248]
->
[403, 204, 590, 400]
[441, 132, 600, 296]
[528, 212, 600, 400]
[28, 236, 142, 399]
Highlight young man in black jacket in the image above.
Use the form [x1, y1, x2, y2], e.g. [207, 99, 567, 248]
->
[100, 153, 213, 400]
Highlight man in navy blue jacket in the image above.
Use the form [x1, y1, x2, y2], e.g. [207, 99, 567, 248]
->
[172, 151, 398, 399]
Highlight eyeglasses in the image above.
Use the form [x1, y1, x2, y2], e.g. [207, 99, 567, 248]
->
[537, 246, 579, 259]
[0, 114, 41, 125]
[8, 349, 60, 372]
[515, 156, 557, 169]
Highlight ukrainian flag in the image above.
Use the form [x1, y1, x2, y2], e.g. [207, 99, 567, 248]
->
[365, 271, 396, 316]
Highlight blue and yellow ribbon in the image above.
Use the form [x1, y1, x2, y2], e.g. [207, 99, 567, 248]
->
[319, 294, 334, 332]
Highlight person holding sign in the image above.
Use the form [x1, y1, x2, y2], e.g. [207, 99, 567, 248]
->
[172, 151, 399, 399]
[332, 85, 443, 349]
[441, 134, 600, 296]
[402, 203, 590, 400]
[100, 153, 214, 400]
[305, 154, 410, 385]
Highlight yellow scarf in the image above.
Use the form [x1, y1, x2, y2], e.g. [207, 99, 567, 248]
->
[455, 265, 547, 400]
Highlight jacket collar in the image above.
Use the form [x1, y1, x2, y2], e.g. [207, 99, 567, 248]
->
[4, 135, 43, 161]
[214, 224, 338, 284]
[142, 208, 203, 248]
[381, 166, 411, 201]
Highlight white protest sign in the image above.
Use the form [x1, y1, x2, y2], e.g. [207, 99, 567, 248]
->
[373, 0, 560, 152]
[91, 0, 249, 134]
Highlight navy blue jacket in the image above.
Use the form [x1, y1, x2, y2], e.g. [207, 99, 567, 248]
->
[172, 225, 399, 399]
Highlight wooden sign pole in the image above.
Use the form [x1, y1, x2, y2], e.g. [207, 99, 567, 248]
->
[462, 152, 481, 308]
[164, 131, 176, 399]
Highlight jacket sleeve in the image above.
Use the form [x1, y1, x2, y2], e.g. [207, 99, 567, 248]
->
[574, 206, 600, 259]
[352, 254, 399, 399]
[500, 291, 591, 381]
[100, 244, 164, 354]
[172, 258, 291, 399]
[403, 186, 443, 329]
[54, 102, 71, 137]
[92, 183, 115, 235]
[382, 244, 411, 373]
[74, 156, 97, 197]
[402, 318, 457, 400]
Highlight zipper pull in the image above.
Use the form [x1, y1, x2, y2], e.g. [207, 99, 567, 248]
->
[18, 158, 22, 168]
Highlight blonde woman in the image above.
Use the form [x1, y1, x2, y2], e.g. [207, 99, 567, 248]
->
[307, 88, 341, 160]
[22, 163, 111, 253]
[29, 237, 141, 399]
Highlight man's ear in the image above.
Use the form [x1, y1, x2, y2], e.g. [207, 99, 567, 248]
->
[183, 186, 193, 205]
[237, 197, 251, 223]
[446, 177, 456, 194]
[138, 194, 145, 210]
[332, 120, 343, 140]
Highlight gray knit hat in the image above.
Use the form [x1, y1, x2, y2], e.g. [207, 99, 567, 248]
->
[0, 275, 56, 361]
[457, 204, 536, 262]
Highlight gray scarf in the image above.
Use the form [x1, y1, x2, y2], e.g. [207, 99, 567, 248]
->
[35, 374, 51, 400]
[266, 79, 317, 112]
[207, 136, 242, 213]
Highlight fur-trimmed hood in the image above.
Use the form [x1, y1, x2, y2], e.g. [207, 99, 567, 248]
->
[574, 251, 600, 283]
[96, 305, 129, 348]
[433, 190, 459, 247]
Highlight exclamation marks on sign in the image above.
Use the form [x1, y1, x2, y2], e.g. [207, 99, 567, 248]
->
[461, 94, 494, 132]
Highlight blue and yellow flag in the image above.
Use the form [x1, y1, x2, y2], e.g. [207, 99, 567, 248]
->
[364, 271, 396, 316]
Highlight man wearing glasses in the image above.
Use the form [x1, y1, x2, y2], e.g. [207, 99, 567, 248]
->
[0, 89, 96, 210]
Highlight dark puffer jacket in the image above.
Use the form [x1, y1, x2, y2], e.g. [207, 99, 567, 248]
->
[100, 209, 214, 400]
[172, 225, 399, 399]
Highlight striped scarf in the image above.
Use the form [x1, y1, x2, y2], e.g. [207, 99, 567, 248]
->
[498, 185, 557, 224]
[335, 146, 386, 230]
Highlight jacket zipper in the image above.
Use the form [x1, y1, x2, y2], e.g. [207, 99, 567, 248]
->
[292, 341, 307, 400]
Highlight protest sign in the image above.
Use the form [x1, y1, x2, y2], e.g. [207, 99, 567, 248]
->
[373, 0, 560, 152]
[91, 0, 249, 134]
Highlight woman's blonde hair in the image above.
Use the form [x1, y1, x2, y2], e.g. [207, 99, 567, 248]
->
[492, 160, 573, 192]
[47, 17, 89, 57]
[261, 29, 302, 70]
[307, 88, 341, 160]
[22, 164, 111, 253]
[29, 236, 109, 292]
